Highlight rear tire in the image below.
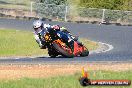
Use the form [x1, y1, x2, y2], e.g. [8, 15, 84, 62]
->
[48, 47, 58, 58]
[50, 55, 57, 58]
[53, 42, 74, 58]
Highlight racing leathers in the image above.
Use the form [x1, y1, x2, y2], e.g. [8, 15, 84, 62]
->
[34, 29, 46, 49]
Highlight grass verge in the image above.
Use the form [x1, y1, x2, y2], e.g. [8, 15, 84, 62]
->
[0, 29, 98, 57]
[0, 70, 131, 88]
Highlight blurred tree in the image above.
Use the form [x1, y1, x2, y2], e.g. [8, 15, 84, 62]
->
[79, 0, 132, 10]
[34, 0, 132, 10]
[122, 0, 132, 10]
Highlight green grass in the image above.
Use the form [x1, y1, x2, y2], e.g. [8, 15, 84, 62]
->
[80, 38, 98, 51]
[0, 29, 48, 57]
[0, 29, 98, 57]
[0, 70, 131, 88]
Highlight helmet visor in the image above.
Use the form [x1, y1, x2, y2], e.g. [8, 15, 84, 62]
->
[34, 27, 42, 33]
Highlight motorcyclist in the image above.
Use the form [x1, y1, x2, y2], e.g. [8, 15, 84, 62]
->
[33, 20, 80, 49]
[33, 20, 45, 49]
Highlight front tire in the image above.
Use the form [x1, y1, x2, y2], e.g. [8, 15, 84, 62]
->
[80, 46, 89, 57]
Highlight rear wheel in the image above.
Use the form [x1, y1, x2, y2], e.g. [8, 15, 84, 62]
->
[53, 40, 74, 58]
[48, 47, 58, 58]
[50, 55, 57, 58]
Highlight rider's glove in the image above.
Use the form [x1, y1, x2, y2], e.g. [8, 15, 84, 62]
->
[39, 44, 46, 49]
[40, 45, 46, 49]
[39, 42, 46, 49]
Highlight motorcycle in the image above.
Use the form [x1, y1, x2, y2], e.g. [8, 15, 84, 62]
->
[39, 28, 89, 58]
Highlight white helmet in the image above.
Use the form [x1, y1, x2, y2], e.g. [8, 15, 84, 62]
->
[33, 20, 43, 29]
[33, 20, 43, 33]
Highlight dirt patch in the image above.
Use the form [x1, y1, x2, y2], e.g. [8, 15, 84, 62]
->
[0, 63, 132, 80]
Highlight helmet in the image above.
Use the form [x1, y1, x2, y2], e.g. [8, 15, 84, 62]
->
[33, 20, 43, 33]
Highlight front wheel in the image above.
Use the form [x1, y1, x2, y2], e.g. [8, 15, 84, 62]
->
[53, 40, 74, 58]
[80, 46, 89, 57]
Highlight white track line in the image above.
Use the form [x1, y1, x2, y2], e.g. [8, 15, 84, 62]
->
[99, 42, 114, 52]
[90, 42, 114, 55]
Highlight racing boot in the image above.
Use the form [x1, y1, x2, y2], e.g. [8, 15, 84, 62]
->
[71, 35, 78, 41]
[69, 35, 83, 46]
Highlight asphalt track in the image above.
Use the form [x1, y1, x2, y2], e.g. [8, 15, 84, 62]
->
[0, 18, 132, 64]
